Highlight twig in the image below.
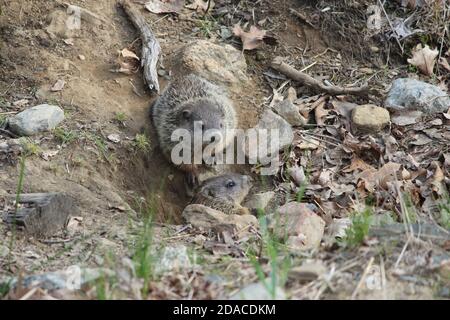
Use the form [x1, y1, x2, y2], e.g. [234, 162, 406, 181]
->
[289, 8, 317, 29]
[204, 0, 212, 16]
[119, 0, 161, 94]
[0, 128, 19, 138]
[351, 256, 374, 300]
[377, 0, 404, 54]
[271, 57, 370, 97]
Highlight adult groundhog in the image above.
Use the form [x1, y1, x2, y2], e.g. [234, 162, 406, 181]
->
[191, 173, 252, 215]
[151, 74, 237, 186]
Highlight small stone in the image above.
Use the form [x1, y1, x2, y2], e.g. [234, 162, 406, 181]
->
[154, 245, 192, 275]
[268, 202, 325, 251]
[0, 245, 9, 258]
[78, 54, 85, 61]
[8, 104, 65, 136]
[385, 78, 450, 114]
[288, 261, 327, 281]
[157, 69, 166, 76]
[50, 79, 65, 92]
[107, 134, 121, 143]
[243, 191, 275, 211]
[370, 46, 379, 53]
[351, 104, 390, 133]
[182, 204, 259, 231]
[230, 281, 286, 300]
[274, 100, 306, 126]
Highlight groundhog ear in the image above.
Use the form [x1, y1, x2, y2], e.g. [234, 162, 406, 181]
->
[182, 110, 191, 119]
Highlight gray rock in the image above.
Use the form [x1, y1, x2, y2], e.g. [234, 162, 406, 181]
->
[351, 104, 390, 133]
[385, 78, 450, 114]
[173, 40, 247, 91]
[18, 267, 114, 291]
[273, 100, 306, 126]
[154, 245, 192, 275]
[230, 281, 286, 300]
[247, 110, 294, 168]
[243, 191, 275, 211]
[0, 245, 9, 258]
[8, 104, 64, 136]
[268, 202, 325, 251]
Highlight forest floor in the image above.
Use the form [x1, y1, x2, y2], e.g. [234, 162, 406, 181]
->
[0, 0, 449, 300]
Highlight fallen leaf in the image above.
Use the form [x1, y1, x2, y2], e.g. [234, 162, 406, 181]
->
[111, 48, 140, 74]
[314, 99, 328, 125]
[391, 17, 423, 40]
[391, 110, 423, 126]
[429, 161, 445, 196]
[51, 79, 65, 92]
[407, 44, 438, 76]
[186, 0, 214, 13]
[410, 133, 432, 146]
[121, 48, 140, 60]
[358, 162, 402, 192]
[145, 0, 184, 14]
[343, 157, 375, 173]
[233, 24, 267, 51]
[438, 57, 450, 72]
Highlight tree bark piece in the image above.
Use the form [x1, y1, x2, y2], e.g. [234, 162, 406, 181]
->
[3, 193, 75, 237]
[119, 0, 161, 94]
[271, 57, 371, 97]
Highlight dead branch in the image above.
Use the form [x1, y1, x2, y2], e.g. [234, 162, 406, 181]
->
[119, 0, 161, 94]
[289, 8, 317, 29]
[271, 57, 371, 97]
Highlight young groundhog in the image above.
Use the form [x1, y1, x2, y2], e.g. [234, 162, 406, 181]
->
[191, 173, 252, 215]
[151, 74, 237, 186]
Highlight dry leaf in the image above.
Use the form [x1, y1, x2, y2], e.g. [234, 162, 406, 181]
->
[121, 48, 140, 60]
[343, 157, 375, 173]
[407, 44, 438, 76]
[358, 162, 402, 192]
[391, 110, 423, 126]
[233, 24, 267, 51]
[145, 0, 184, 14]
[50, 79, 65, 92]
[438, 57, 450, 72]
[186, 0, 214, 13]
[314, 99, 328, 125]
[429, 161, 445, 196]
[111, 48, 140, 74]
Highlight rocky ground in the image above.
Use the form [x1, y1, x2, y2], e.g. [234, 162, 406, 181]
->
[0, 0, 449, 300]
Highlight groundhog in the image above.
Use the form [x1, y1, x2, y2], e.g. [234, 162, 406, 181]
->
[151, 74, 237, 186]
[191, 173, 252, 215]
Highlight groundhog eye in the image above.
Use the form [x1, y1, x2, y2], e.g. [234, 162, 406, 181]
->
[182, 110, 191, 119]
[226, 180, 235, 188]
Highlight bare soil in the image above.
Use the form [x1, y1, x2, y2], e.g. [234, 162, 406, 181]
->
[0, 0, 449, 300]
